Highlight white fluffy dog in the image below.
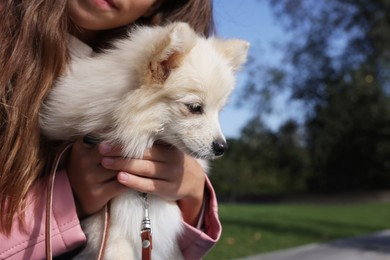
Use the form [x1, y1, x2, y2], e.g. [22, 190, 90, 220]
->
[40, 22, 248, 260]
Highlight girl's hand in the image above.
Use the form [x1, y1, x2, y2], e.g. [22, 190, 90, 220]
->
[100, 142, 206, 227]
[66, 137, 128, 219]
[66, 137, 206, 226]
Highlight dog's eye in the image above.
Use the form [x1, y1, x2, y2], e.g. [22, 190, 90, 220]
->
[186, 103, 204, 114]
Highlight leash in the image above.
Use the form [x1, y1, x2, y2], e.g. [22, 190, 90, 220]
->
[45, 141, 153, 260]
[45, 142, 73, 260]
[140, 193, 153, 260]
[97, 202, 111, 260]
[45, 142, 109, 260]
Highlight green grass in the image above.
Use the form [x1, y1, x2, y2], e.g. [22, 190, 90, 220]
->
[205, 202, 390, 260]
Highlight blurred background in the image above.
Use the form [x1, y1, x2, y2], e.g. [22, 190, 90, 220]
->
[207, 0, 390, 259]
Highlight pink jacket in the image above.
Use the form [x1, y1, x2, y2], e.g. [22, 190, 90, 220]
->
[0, 170, 221, 260]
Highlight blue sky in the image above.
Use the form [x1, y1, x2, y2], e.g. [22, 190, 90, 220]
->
[213, 0, 287, 137]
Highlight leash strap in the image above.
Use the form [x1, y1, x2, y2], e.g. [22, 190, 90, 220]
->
[140, 193, 152, 260]
[45, 142, 73, 260]
[97, 201, 111, 260]
[45, 142, 110, 260]
[141, 229, 152, 260]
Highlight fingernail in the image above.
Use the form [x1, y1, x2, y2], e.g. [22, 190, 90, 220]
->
[99, 143, 112, 154]
[118, 172, 129, 182]
[83, 135, 100, 146]
[101, 157, 114, 166]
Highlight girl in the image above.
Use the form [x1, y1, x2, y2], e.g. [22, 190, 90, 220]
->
[0, 1, 221, 259]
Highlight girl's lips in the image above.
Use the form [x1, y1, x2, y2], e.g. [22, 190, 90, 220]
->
[105, 0, 117, 9]
[93, 0, 117, 10]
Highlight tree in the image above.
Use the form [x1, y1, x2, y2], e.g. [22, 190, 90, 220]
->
[210, 117, 309, 200]
[273, 120, 309, 191]
[210, 117, 272, 201]
[245, 0, 390, 191]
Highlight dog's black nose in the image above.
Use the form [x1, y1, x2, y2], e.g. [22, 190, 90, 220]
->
[212, 139, 228, 156]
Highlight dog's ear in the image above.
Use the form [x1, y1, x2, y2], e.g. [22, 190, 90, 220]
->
[148, 22, 197, 84]
[213, 39, 250, 72]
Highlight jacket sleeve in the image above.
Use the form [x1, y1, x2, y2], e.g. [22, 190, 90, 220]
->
[0, 172, 221, 260]
[0, 170, 86, 260]
[178, 176, 222, 260]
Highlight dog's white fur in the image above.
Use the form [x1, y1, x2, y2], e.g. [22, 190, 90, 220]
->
[40, 22, 248, 260]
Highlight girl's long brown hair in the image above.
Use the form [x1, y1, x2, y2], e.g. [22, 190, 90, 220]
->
[0, 0, 69, 234]
[0, 0, 214, 235]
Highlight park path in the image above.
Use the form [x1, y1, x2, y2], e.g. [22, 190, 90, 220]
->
[237, 229, 390, 260]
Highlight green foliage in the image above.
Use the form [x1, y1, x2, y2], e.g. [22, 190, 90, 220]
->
[234, 0, 390, 193]
[210, 117, 309, 200]
[212, 0, 390, 197]
[278, 0, 390, 191]
[306, 76, 390, 191]
[205, 202, 390, 260]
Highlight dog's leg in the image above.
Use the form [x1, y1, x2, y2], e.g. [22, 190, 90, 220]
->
[74, 213, 104, 260]
[103, 192, 141, 259]
[75, 205, 137, 260]
[103, 229, 135, 260]
[145, 197, 185, 260]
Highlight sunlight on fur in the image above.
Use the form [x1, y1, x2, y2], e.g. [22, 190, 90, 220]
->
[40, 22, 249, 260]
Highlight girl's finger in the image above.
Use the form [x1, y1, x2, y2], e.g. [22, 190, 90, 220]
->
[117, 172, 176, 200]
[101, 157, 182, 182]
[98, 142, 123, 156]
[98, 141, 182, 162]
[73, 136, 101, 161]
[97, 179, 129, 200]
[86, 166, 120, 184]
[142, 143, 183, 162]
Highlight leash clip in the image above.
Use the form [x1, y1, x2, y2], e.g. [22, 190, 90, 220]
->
[140, 193, 152, 233]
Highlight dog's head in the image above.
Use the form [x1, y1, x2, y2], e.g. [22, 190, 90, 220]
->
[114, 22, 249, 159]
